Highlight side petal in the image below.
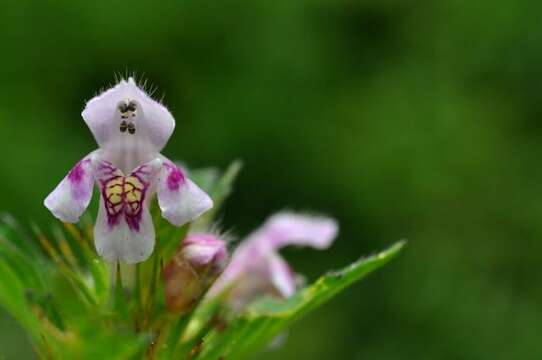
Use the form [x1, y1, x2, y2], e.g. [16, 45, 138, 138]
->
[94, 196, 155, 264]
[44, 153, 96, 223]
[249, 212, 339, 251]
[157, 158, 213, 226]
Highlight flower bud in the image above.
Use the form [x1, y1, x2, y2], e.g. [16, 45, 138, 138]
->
[164, 233, 228, 312]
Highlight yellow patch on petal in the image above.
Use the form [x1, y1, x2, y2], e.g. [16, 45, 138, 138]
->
[104, 175, 145, 214]
[105, 178, 124, 206]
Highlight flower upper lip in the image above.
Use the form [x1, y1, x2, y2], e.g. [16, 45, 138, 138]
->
[82, 77, 175, 152]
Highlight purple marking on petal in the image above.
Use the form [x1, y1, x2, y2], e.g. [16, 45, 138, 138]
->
[67, 159, 92, 200]
[94, 159, 157, 233]
[68, 162, 86, 183]
[125, 213, 142, 232]
[164, 162, 185, 191]
[124, 163, 159, 231]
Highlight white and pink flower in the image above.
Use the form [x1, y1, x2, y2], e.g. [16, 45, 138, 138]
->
[44, 78, 213, 264]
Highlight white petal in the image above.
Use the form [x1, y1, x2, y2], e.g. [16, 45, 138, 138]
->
[157, 158, 213, 226]
[44, 152, 96, 223]
[82, 78, 175, 172]
[92, 157, 161, 264]
[94, 195, 155, 264]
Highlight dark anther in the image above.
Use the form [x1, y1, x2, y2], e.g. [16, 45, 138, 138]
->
[128, 123, 136, 135]
[127, 101, 137, 112]
[120, 121, 128, 133]
[118, 101, 128, 113]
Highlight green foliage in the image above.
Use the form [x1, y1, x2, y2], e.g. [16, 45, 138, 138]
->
[199, 241, 405, 360]
[0, 164, 402, 359]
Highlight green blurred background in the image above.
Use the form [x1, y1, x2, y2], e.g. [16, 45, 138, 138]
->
[1, 0, 541, 358]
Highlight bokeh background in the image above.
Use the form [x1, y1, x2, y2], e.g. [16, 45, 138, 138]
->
[1, 0, 541, 358]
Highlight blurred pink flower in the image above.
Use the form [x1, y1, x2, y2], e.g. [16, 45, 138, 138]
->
[209, 212, 338, 309]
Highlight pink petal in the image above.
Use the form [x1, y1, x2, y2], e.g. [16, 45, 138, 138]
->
[181, 233, 228, 271]
[267, 252, 296, 298]
[249, 212, 339, 251]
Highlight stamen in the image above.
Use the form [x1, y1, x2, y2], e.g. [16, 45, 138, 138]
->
[118, 101, 128, 113]
[127, 101, 137, 112]
[120, 121, 128, 133]
[128, 123, 136, 135]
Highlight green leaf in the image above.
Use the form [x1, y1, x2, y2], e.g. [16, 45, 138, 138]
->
[0, 214, 43, 259]
[0, 260, 42, 341]
[188, 168, 220, 193]
[206, 160, 243, 210]
[197, 241, 406, 360]
[158, 223, 190, 262]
